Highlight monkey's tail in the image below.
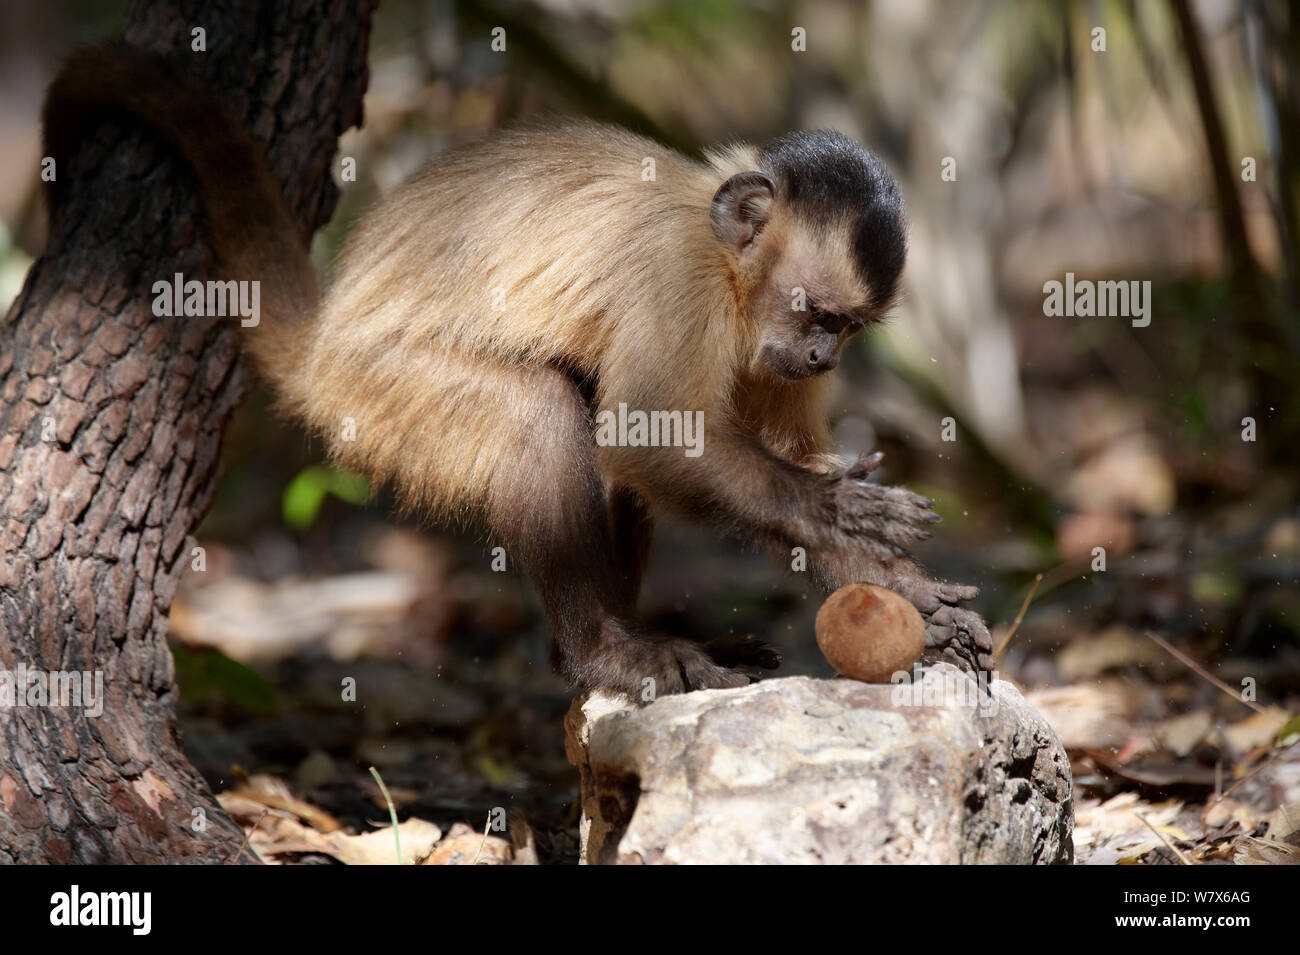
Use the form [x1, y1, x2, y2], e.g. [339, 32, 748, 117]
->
[42, 41, 316, 386]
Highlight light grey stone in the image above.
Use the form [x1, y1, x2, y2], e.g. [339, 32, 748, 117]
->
[565, 665, 1072, 864]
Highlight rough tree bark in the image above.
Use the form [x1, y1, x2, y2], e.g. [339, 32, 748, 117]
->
[0, 0, 372, 862]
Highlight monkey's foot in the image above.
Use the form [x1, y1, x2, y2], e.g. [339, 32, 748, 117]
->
[699, 633, 783, 671]
[922, 604, 996, 675]
[586, 633, 752, 699]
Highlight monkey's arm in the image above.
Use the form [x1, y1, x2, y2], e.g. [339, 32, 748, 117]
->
[600, 425, 935, 558]
[605, 429, 993, 672]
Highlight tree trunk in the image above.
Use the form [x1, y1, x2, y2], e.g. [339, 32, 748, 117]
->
[0, 0, 371, 863]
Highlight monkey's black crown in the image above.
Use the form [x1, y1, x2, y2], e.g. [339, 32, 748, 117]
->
[759, 130, 906, 310]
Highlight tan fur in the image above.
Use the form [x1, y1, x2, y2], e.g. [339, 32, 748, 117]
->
[264, 122, 840, 527]
[43, 51, 843, 535]
[732, 371, 836, 468]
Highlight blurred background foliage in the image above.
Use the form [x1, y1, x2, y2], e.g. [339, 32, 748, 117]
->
[2, 0, 1298, 861]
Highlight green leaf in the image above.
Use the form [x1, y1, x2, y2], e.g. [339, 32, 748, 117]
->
[1277, 715, 1300, 748]
[282, 465, 370, 530]
[328, 467, 370, 505]
[171, 644, 276, 715]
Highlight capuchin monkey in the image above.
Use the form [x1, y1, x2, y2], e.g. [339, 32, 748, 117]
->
[43, 44, 995, 696]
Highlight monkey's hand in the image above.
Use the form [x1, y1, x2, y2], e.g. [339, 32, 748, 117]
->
[806, 453, 994, 675]
[899, 577, 996, 675]
[824, 452, 940, 547]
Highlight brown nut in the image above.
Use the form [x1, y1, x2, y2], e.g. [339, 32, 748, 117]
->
[814, 583, 925, 683]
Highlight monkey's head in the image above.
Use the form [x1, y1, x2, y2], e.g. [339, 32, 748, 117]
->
[710, 130, 906, 382]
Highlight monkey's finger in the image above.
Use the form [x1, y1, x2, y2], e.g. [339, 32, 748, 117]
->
[655, 640, 751, 692]
[936, 582, 980, 604]
[922, 627, 995, 674]
[846, 451, 885, 480]
[702, 634, 782, 670]
[952, 607, 993, 652]
[689, 664, 750, 691]
[869, 486, 940, 523]
[906, 588, 942, 614]
[923, 617, 956, 649]
[890, 489, 940, 521]
[924, 605, 995, 673]
[928, 604, 958, 630]
[880, 522, 934, 546]
[895, 500, 942, 533]
[939, 645, 997, 674]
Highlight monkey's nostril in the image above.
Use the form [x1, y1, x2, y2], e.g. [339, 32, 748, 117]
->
[807, 348, 820, 366]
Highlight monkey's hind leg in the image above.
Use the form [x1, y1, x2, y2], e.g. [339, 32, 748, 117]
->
[603, 484, 782, 690]
[483, 365, 754, 697]
[606, 485, 654, 612]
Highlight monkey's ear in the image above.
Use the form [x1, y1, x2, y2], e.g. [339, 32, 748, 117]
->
[710, 171, 776, 256]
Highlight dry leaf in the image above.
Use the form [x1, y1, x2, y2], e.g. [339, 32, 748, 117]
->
[1265, 803, 1300, 847]
[1202, 796, 1261, 831]
[1058, 625, 1161, 681]
[223, 787, 343, 833]
[1231, 836, 1300, 865]
[1057, 512, 1136, 562]
[321, 820, 444, 865]
[508, 808, 539, 866]
[1073, 793, 1188, 863]
[1222, 707, 1292, 754]
[221, 788, 443, 865]
[1064, 434, 1175, 516]
[1025, 682, 1135, 750]
[1156, 709, 1213, 758]
[1086, 748, 1217, 787]
[421, 822, 511, 865]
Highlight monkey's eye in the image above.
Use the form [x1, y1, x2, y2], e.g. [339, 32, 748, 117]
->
[809, 303, 853, 334]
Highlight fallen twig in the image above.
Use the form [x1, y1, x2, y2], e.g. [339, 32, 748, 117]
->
[995, 573, 1043, 660]
[1143, 630, 1265, 714]
[1135, 811, 1192, 865]
[229, 808, 269, 864]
